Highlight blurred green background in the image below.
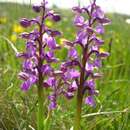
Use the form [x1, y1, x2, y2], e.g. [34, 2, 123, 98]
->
[0, 2, 130, 130]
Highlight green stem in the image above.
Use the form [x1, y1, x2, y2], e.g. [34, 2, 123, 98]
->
[74, 49, 86, 130]
[37, 86, 44, 130]
[37, 1, 45, 129]
[74, 67, 84, 130]
[74, 94, 83, 130]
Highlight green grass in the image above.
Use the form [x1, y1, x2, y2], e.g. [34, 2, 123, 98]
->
[0, 2, 130, 130]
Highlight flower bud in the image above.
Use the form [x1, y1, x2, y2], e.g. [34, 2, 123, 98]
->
[20, 18, 31, 28]
[32, 4, 41, 13]
[52, 14, 61, 22]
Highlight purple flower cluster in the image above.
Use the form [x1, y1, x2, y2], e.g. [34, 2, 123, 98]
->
[17, 1, 62, 109]
[16, 1, 111, 130]
[17, 0, 111, 110]
[63, 0, 111, 106]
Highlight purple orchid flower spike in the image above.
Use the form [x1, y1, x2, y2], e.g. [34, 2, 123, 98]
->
[19, 2, 61, 92]
[63, 0, 111, 130]
[17, 0, 62, 129]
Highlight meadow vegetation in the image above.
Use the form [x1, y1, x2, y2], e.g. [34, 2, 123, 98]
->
[0, 3, 130, 130]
